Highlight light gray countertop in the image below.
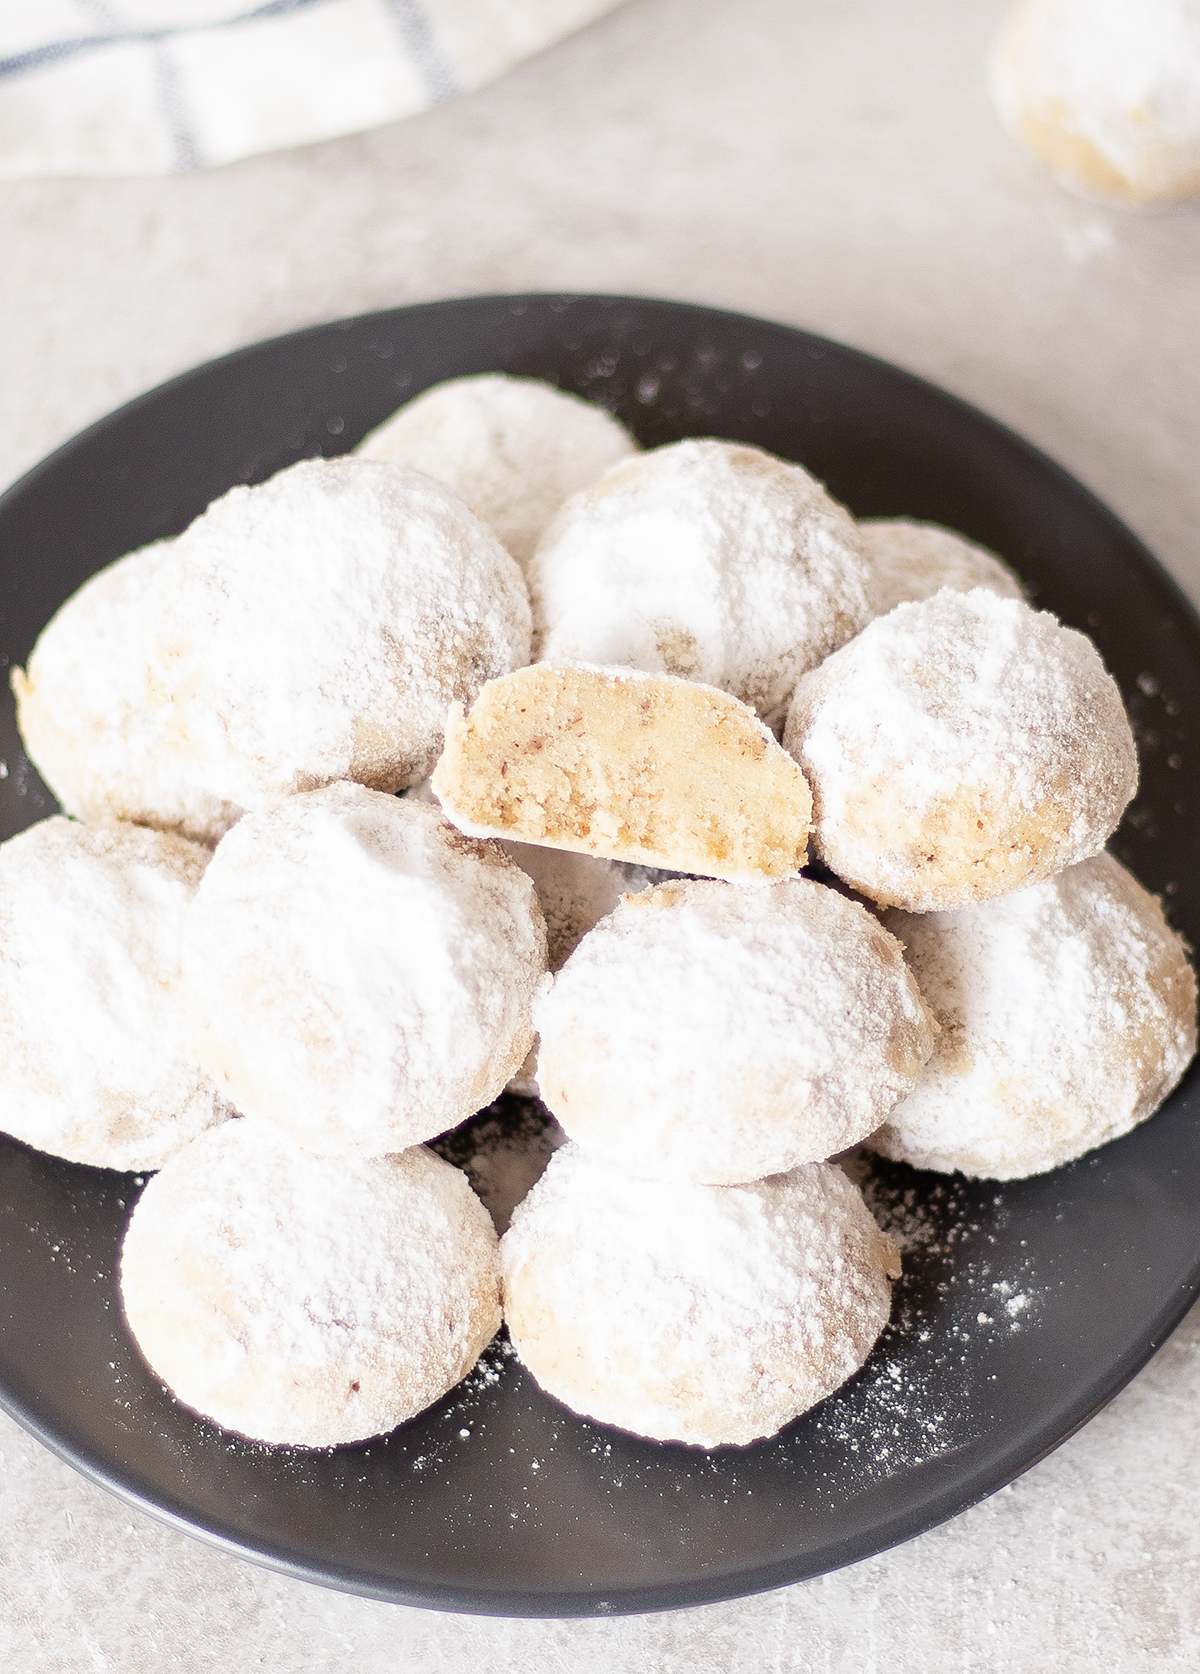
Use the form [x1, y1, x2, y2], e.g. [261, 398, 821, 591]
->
[3, 1, 1200, 1666]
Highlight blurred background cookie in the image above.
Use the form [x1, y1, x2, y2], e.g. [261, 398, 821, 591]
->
[358, 373, 637, 567]
[989, 0, 1200, 205]
[859, 519, 1024, 620]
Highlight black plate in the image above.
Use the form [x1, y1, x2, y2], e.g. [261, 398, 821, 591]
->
[1, 294, 1198, 1618]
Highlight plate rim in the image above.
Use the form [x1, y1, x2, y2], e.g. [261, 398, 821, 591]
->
[2, 290, 1199, 1618]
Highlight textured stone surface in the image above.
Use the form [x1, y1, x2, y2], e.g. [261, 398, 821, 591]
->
[2, 0, 1200, 1663]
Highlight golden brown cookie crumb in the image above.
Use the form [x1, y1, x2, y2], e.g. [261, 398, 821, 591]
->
[431, 663, 812, 882]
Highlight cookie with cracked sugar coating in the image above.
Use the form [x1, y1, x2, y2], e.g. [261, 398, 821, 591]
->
[181, 784, 548, 1157]
[357, 373, 638, 567]
[0, 816, 232, 1170]
[535, 876, 935, 1184]
[501, 1144, 900, 1448]
[783, 589, 1138, 912]
[431, 663, 812, 883]
[528, 438, 870, 730]
[872, 852, 1198, 1179]
[120, 1124, 501, 1447]
[11, 540, 242, 847]
[859, 518, 1024, 621]
[143, 455, 531, 808]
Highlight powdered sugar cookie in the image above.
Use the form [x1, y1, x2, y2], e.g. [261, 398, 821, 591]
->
[120, 1123, 500, 1447]
[528, 439, 870, 729]
[0, 817, 232, 1170]
[860, 518, 1024, 620]
[784, 590, 1138, 912]
[989, 0, 1200, 206]
[431, 663, 812, 884]
[145, 456, 531, 809]
[501, 1144, 900, 1447]
[182, 785, 547, 1156]
[872, 852, 1197, 1179]
[11, 541, 242, 847]
[358, 373, 638, 566]
[535, 877, 935, 1184]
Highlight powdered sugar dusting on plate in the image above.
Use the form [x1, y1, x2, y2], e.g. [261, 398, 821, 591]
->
[805, 1150, 1049, 1486]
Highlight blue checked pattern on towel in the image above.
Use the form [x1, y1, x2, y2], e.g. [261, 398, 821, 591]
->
[0, 0, 624, 175]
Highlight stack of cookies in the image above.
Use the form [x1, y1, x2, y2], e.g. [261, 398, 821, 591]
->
[2, 371, 1193, 1451]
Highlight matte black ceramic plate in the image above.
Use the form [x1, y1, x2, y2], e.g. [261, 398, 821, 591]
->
[1, 295, 1198, 1618]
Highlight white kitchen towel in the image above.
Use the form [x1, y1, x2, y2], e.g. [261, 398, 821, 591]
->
[0, 0, 625, 175]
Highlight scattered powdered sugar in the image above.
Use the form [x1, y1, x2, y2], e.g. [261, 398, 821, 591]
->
[847, 1154, 1046, 1352]
[10, 541, 242, 846]
[500, 1144, 900, 1447]
[181, 786, 548, 1156]
[357, 373, 638, 566]
[119, 1123, 500, 1447]
[528, 438, 870, 730]
[809, 1151, 1049, 1485]
[858, 517, 1025, 620]
[535, 876, 935, 1183]
[784, 588, 1139, 911]
[874, 852, 1197, 1178]
[183, 1138, 1051, 1496]
[143, 456, 531, 807]
[0, 817, 232, 1171]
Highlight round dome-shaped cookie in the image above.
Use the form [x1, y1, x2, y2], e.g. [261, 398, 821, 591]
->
[860, 519, 1024, 620]
[989, 0, 1200, 206]
[871, 852, 1197, 1179]
[501, 1144, 900, 1447]
[357, 374, 638, 566]
[784, 589, 1138, 912]
[143, 456, 531, 808]
[535, 877, 935, 1184]
[182, 785, 548, 1156]
[120, 1123, 500, 1446]
[11, 541, 242, 847]
[528, 439, 871, 730]
[0, 817, 232, 1170]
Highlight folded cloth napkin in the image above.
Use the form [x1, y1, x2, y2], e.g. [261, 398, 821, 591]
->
[0, 0, 626, 175]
